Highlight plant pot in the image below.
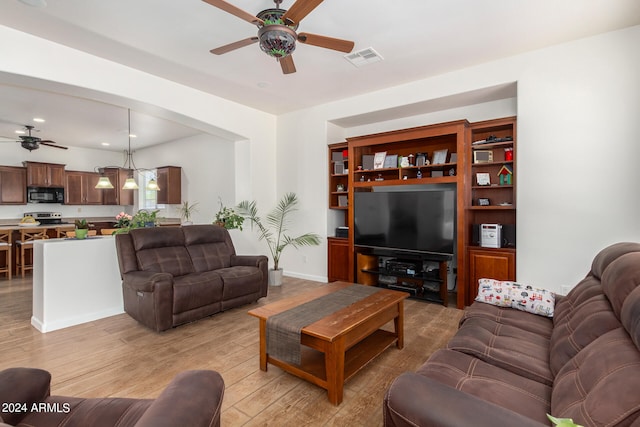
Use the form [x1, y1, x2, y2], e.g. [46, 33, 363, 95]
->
[75, 228, 89, 239]
[268, 268, 283, 286]
[144, 222, 155, 227]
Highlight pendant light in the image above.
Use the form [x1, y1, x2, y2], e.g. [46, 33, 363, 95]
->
[122, 109, 139, 190]
[94, 108, 160, 191]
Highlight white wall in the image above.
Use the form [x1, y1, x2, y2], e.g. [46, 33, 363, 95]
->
[277, 25, 640, 292]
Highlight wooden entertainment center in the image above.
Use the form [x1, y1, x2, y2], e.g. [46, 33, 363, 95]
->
[327, 117, 516, 309]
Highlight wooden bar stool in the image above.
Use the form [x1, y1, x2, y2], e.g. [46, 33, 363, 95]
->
[56, 225, 75, 238]
[64, 230, 97, 238]
[15, 227, 49, 278]
[0, 229, 11, 280]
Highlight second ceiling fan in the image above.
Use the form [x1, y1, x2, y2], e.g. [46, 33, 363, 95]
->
[203, 0, 354, 74]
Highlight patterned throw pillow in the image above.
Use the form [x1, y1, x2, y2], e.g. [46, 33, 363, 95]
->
[475, 278, 556, 317]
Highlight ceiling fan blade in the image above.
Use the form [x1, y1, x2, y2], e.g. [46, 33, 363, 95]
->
[298, 32, 354, 53]
[201, 0, 263, 25]
[41, 141, 68, 150]
[210, 37, 258, 55]
[282, 0, 324, 25]
[280, 55, 296, 74]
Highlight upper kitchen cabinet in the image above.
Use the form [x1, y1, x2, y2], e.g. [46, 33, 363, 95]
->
[0, 166, 27, 204]
[156, 166, 181, 205]
[24, 161, 65, 187]
[65, 170, 103, 205]
[101, 168, 134, 205]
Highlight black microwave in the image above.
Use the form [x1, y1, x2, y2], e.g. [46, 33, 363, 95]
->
[27, 187, 64, 204]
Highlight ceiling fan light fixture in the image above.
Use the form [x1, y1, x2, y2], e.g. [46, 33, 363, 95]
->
[258, 24, 297, 58]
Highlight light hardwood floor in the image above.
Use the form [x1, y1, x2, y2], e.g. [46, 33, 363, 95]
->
[0, 276, 463, 426]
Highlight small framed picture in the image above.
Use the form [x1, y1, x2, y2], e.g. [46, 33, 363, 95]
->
[384, 154, 398, 169]
[333, 162, 344, 175]
[373, 151, 387, 169]
[478, 198, 490, 206]
[432, 149, 448, 165]
[476, 172, 491, 186]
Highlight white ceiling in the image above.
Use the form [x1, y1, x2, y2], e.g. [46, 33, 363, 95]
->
[0, 0, 639, 151]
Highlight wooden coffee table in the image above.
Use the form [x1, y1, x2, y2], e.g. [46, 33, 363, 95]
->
[248, 281, 408, 405]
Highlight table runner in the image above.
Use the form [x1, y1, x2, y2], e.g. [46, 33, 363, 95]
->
[266, 284, 382, 365]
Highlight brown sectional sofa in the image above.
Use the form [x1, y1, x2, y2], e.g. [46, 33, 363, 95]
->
[115, 224, 268, 332]
[384, 242, 640, 426]
[0, 367, 224, 427]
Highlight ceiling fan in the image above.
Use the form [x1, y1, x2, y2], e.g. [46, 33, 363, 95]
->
[0, 125, 69, 151]
[203, 0, 355, 74]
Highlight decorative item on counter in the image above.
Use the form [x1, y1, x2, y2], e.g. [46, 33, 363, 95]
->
[115, 212, 132, 228]
[375, 173, 384, 181]
[505, 147, 514, 161]
[178, 200, 199, 225]
[133, 209, 159, 228]
[74, 219, 90, 240]
[214, 198, 244, 230]
[416, 169, 422, 179]
[336, 184, 345, 192]
[236, 192, 321, 286]
[497, 164, 513, 185]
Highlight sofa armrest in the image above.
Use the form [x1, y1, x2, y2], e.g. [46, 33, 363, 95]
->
[231, 255, 269, 297]
[134, 370, 224, 427]
[384, 373, 548, 427]
[0, 368, 51, 426]
[122, 271, 174, 293]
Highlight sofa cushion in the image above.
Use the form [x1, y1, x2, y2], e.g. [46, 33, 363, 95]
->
[173, 271, 223, 314]
[130, 227, 185, 250]
[417, 349, 551, 424]
[446, 316, 553, 385]
[136, 246, 194, 277]
[460, 303, 554, 338]
[216, 266, 263, 300]
[602, 251, 640, 319]
[183, 225, 234, 272]
[622, 286, 640, 350]
[551, 328, 640, 426]
[549, 293, 621, 377]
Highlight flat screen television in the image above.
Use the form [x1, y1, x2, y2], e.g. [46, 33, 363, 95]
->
[353, 188, 455, 256]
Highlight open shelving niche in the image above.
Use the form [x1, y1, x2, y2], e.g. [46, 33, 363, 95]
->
[327, 117, 516, 308]
[345, 121, 467, 307]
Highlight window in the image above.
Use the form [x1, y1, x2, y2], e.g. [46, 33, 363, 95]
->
[138, 169, 159, 210]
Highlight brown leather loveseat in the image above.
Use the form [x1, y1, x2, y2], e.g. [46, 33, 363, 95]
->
[115, 224, 268, 332]
[0, 367, 224, 427]
[384, 242, 640, 426]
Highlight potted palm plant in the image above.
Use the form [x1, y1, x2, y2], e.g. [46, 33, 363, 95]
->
[237, 192, 321, 286]
[179, 201, 199, 225]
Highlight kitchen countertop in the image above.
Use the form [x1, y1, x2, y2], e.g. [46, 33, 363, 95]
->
[0, 217, 181, 227]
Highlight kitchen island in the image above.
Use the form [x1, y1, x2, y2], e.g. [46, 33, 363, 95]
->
[32, 236, 123, 333]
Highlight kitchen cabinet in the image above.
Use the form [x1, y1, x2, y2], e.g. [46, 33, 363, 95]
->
[65, 171, 103, 205]
[101, 168, 134, 205]
[24, 161, 65, 187]
[0, 166, 27, 204]
[156, 166, 181, 205]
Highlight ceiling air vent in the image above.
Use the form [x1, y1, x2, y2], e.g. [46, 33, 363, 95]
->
[344, 47, 383, 67]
